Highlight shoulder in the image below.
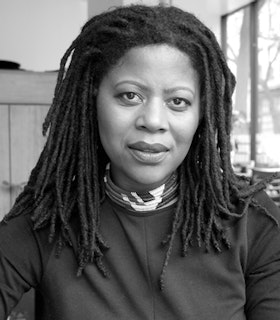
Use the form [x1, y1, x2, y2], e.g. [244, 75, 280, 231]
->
[245, 191, 280, 272]
[0, 214, 36, 250]
[247, 190, 280, 237]
[0, 214, 49, 251]
[243, 192, 280, 318]
[251, 190, 280, 223]
[0, 214, 54, 280]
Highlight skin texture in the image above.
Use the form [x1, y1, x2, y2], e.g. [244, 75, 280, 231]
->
[97, 44, 200, 192]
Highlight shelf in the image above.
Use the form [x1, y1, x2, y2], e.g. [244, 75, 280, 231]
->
[0, 70, 57, 105]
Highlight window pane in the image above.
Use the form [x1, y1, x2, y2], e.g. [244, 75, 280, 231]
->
[257, 0, 280, 167]
[225, 7, 251, 168]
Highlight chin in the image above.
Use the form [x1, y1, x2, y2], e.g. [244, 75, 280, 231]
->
[130, 172, 171, 190]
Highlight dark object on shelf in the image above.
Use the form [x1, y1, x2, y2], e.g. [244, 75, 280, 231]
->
[0, 60, 20, 70]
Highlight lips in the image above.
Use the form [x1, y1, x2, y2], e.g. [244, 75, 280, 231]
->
[129, 141, 169, 153]
[128, 141, 169, 164]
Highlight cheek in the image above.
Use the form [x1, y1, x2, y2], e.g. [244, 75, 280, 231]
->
[173, 121, 199, 159]
[97, 95, 116, 133]
[97, 101, 114, 146]
[97, 110, 110, 139]
[175, 118, 199, 144]
[97, 102, 128, 154]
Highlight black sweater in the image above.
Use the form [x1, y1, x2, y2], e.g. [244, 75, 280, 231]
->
[0, 191, 280, 319]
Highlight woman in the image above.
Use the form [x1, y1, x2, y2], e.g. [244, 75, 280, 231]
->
[1, 4, 280, 320]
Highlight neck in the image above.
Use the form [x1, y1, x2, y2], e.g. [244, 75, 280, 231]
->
[104, 164, 178, 212]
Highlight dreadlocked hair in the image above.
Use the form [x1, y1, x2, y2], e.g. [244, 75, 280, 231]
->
[5, 4, 277, 289]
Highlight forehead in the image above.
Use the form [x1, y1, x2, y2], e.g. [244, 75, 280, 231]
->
[102, 44, 199, 87]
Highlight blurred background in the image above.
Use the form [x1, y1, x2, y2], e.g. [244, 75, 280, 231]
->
[0, 0, 279, 319]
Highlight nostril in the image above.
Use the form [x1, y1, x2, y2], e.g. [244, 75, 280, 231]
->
[135, 104, 168, 132]
[136, 118, 167, 132]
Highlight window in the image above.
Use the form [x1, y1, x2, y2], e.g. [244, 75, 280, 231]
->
[222, 0, 280, 169]
[257, 0, 280, 167]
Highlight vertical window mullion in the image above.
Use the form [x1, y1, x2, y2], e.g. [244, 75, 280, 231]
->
[221, 16, 227, 56]
[250, 1, 258, 163]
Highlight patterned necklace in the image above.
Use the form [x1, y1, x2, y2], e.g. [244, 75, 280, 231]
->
[104, 164, 178, 212]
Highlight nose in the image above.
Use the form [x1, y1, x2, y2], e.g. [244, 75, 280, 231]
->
[135, 98, 168, 132]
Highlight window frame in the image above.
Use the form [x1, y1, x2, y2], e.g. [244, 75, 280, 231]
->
[221, 1, 258, 163]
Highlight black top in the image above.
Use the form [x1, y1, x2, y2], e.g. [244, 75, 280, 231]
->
[0, 191, 280, 319]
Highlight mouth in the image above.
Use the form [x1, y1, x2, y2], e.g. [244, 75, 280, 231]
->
[129, 141, 169, 153]
[128, 141, 169, 164]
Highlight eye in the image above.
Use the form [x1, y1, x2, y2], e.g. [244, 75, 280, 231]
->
[167, 97, 191, 110]
[117, 92, 142, 105]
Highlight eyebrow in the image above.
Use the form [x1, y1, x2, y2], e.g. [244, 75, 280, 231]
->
[114, 80, 195, 95]
[163, 86, 195, 95]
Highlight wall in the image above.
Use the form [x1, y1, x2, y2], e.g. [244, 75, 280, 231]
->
[0, 0, 254, 72]
[88, 0, 122, 17]
[0, 0, 88, 71]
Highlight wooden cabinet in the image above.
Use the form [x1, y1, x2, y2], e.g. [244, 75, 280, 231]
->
[0, 69, 56, 320]
[0, 104, 49, 219]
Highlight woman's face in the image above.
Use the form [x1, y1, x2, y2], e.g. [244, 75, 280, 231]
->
[97, 44, 200, 192]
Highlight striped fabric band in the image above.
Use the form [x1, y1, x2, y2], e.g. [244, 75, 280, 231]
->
[104, 163, 178, 212]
